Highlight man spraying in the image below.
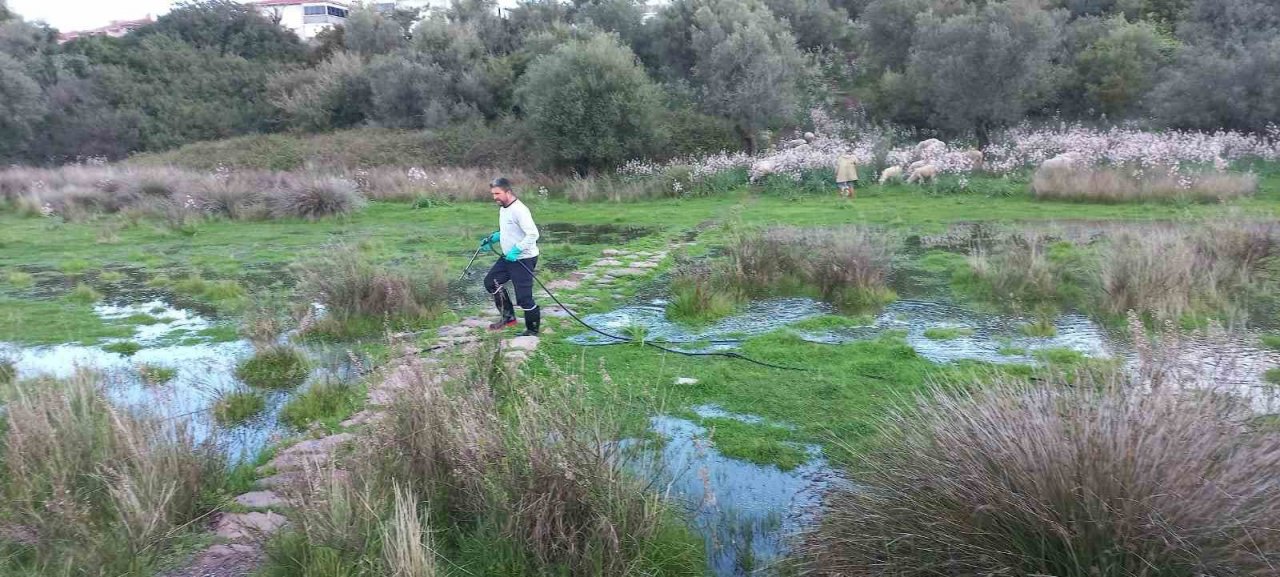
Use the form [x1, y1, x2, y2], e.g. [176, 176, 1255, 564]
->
[480, 177, 541, 335]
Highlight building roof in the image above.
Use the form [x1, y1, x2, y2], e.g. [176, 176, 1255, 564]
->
[58, 15, 154, 42]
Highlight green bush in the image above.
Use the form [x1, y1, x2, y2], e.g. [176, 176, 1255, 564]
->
[518, 33, 665, 172]
[103, 341, 143, 357]
[237, 346, 310, 389]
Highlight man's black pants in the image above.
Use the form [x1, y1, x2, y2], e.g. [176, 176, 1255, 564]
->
[483, 256, 538, 319]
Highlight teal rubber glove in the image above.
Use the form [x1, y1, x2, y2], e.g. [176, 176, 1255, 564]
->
[504, 246, 521, 262]
[481, 231, 500, 247]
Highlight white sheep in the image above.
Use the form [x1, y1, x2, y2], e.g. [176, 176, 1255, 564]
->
[803, 131, 816, 143]
[908, 159, 930, 173]
[784, 138, 808, 148]
[878, 165, 904, 184]
[907, 163, 938, 184]
[962, 149, 984, 170]
[1038, 153, 1080, 174]
[914, 138, 946, 160]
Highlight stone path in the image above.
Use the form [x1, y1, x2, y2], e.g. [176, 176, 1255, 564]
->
[165, 246, 675, 576]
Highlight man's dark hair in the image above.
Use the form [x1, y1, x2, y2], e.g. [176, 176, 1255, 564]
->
[490, 177, 512, 191]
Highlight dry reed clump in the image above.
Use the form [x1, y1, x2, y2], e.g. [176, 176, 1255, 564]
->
[964, 230, 1092, 307]
[1032, 164, 1258, 203]
[666, 256, 743, 322]
[375, 348, 683, 575]
[1099, 221, 1280, 322]
[728, 226, 897, 309]
[0, 371, 224, 576]
[291, 242, 447, 331]
[267, 175, 364, 220]
[352, 166, 544, 202]
[802, 366, 1280, 576]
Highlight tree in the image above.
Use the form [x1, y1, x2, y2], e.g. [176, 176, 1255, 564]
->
[368, 52, 481, 128]
[517, 33, 665, 173]
[344, 7, 405, 56]
[690, 0, 805, 152]
[1152, 38, 1280, 132]
[0, 0, 11, 22]
[1071, 17, 1174, 117]
[1177, 0, 1280, 47]
[856, 0, 931, 72]
[269, 51, 372, 132]
[904, 0, 1065, 145]
[141, 0, 306, 61]
[762, 0, 852, 51]
[0, 52, 45, 161]
[578, 0, 648, 49]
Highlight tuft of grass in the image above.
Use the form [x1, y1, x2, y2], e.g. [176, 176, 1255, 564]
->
[1260, 334, 1280, 350]
[103, 340, 143, 357]
[0, 372, 226, 576]
[292, 242, 447, 337]
[666, 259, 742, 323]
[1020, 318, 1058, 337]
[123, 313, 163, 326]
[212, 389, 267, 426]
[146, 274, 172, 287]
[801, 369, 1280, 577]
[59, 258, 92, 275]
[279, 379, 361, 430]
[267, 176, 365, 221]
[727, 225, 897, 310]
[138, 363, 178, 385]
[1032, 164, 1258, 203]
[68, 282, 103, 304]
[0, 357, 13, 385]
[703, 418, 808, 471]
[236, 346, 310, 389]
[1034, 347, 1087, 365]
[173, 274, 246, 307]
[99, 270, 126, 283]
[790, 315, 875, 332]
[5, 270, 34, 287]
[998, 345, 1028, 356]
[923, 326, 973, 341]
[1264, 368, 1280, 386]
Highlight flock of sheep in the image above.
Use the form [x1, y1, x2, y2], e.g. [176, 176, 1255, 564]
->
[876, 138, 984, 185]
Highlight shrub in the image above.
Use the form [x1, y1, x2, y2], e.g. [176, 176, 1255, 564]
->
[293, 242, 447, 334]
[728, 226, 897, 309]
[212, 389, 267, 426]
[236, 345, 310, 389]
[0, 373, 225, 575]
[802, 369, 1280, 576]
[962, 233, 1093, 308]
[267, 176, 365, 220]
[1032, 165, 1258, 203]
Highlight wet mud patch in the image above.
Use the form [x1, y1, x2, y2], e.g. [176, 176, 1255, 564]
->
[540, 222, 656, 245]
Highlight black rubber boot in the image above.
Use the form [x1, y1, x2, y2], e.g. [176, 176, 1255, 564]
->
[518, 307, 540, 336]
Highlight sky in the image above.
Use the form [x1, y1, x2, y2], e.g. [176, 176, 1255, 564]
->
[8, 0, 179, 31]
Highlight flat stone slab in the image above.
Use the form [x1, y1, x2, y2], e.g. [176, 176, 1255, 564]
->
[234, 491, 289, 509]
[279, 433, 354, 458]
[545, 305, 573, 318]
[545, 279, 581, 290]
[438, 325, 472, 338]
[459, 318, 490, 328]
[605, 267, 647, 277]
[602, 249, 624, 256]
[164, 543, 263, 577]
[214, 512, 288, 542]
[675, 377, 700, 385]
[264, 450, 331, 474]
[504, 335, 540, 351]
[255, 471, 306, 490]
[631, 262, 659, 269]
[592, 259, 623, 267]
[504, 351, 528, 364]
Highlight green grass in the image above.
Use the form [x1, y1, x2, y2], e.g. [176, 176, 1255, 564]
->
[0, 358, 13, 385]
[4, 270, 33, 287]
[1260, 334, 1280, 350]
[122, 313, 163, 326]
[173, 274, 246, 309]
[1034, 347, 1087, 365]
[998, 345, 1028, 356]
[1264, 368, 1280, 386]
[99, 270, 126, 283]
[67, 283, 102, 304]
[279, 379, 362, 430]
[701, 417, 808, 471]
[213, 390, 267, 426]
[666, 279, 741, 324]
[102, 341, 143, 357]
[197, 324, 240, 343]
[138, 363, 178, 385]
[923, 326, 974, 341]
[58, 258, 92, 275]
[0, 298, 135, 345]
[1020, 318, 1058, 337]
[237, 346, 310, 389]
[790, 315, 875, 332]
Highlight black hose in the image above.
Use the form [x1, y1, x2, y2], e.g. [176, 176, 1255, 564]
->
[502, 256, 809, 372]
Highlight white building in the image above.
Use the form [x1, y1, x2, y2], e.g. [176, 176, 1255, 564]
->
[248, 0, 355, 40]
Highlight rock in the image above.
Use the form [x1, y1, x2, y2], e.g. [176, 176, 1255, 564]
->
[504, 351, 528, 364]
[255, 471, 306, 490]
[592, 258, 623, 267]
[544, 305, 573, 318]
[234, 491, 289, 509]
[264, 451, 330, 473]
[505, 335, 540, 351]
[214, 512, 288, 542]
[438, 325, 471, 338]
[804, 131, 816, 142]
[341, 410, 385, 428]
[280, 433, 354, 457]
[459, 318, 489, 328]
[632, 262, 659, 269]
[606, 267, 647, 277]
[602, 249, 624, 256]
[545, 279, 581, 290]
[675, 377, 699, 385]
[165, 543, 264, 577]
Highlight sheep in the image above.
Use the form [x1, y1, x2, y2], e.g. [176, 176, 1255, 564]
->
[908, 159, 930, 173]
[803, 131, 816, 143]
[1038, 153, 1080, 174]
[962, 149, 984, 171]
[914, 138, 946, 160]
[878, 165, 904, 184]
[784, 138, 808, 148]
[907, 163, 938, 184]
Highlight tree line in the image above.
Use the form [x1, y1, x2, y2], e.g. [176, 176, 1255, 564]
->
[1, 0, 1277, 170]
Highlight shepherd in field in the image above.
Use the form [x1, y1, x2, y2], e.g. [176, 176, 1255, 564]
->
[835, 152, 859, 199]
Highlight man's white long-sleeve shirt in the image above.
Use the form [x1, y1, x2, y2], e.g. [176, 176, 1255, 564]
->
[499, 198, 540, 259]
